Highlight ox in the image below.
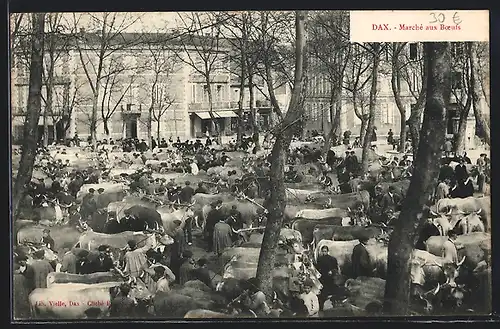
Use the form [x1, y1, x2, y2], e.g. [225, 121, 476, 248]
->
[76, 231, 173, 261]
[291, 218, 344, 245]
[295, 207, 348, 220]
[424, 233, 490, 270]
[311, 225, 387, 248]
[46, 272, 123, 288]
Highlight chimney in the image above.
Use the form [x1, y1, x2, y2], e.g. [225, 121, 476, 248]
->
[79, 27, 85, 34]
[127, 104, 132, 111]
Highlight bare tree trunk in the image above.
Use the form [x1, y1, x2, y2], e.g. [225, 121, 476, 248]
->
[391, 43, 407, 152]
[470, 43, 490, 145]
[383, 42, 451, 315]
[42, 108, 48, 147]
[361, 44, 380, 174]
[147, 108, 153, 147]
[256, 10, 307, 299]
[407, 51, 428, 155]
[90, 91, 99, 142]
[237, 58, 246, 146]
[205, 78, 221, 143]
[322, 87, 337, 153]
[102, 118, 110, 136]
[157, 118, 161, 142]
[249, 73, 260, 151]
[359, 115, 368, 143]
[12, 13, 46, 220]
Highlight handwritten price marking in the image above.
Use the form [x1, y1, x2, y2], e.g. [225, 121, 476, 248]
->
[429, 12, 462, 25]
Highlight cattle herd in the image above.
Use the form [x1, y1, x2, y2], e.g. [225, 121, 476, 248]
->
[11, 140, 491, 319]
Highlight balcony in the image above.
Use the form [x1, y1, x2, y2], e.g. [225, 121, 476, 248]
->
[188, 102, 232, 111]
[228, 100, 271, 109]
[121, 104, 142, 116]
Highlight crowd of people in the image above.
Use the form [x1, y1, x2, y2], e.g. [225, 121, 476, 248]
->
[14, 130, 491, 318]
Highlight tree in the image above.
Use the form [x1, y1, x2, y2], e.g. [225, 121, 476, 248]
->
[451, 42, 473, 154]
[218, 11, 264, 148]
[256, 10, 308, 298]
[308, 11, 350, 152]
[383, 42, 451, 315]
[360, 43, 382, 174]
[12, 13, 46, 220]
[40, 13, 71, 146]
[343, 44, 372, 143]
[471, 42, 490, 144]
[400, 43, 427, 155]
[173, 12, 225, 142]
[70, 12, 144, 144]
[98, 55, 143, 136]
[141, 37, 177, 144]
[390, 42, 408, 152]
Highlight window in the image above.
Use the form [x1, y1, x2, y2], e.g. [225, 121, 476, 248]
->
[451, 42, 464, 59]
[17, 85, 27, 110]
[191, 84, 197, 103]
[216, 85, 223, 102]
[452, 71, 463, 89]
[203, 85, 209, 102]
[409, 43, 418, 60]
[380, 103, 393, 124]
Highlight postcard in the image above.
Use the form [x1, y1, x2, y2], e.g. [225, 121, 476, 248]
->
[10, 10, 491, 321]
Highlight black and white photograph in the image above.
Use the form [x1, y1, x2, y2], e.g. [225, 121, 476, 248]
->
[10, 10, 492, 320]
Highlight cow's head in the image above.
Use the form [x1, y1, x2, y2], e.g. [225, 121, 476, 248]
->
[428, 209, 452, 235]
[435, 256, 466, 288]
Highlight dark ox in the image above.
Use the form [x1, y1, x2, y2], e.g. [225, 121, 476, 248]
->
[410, 255, 467, 313]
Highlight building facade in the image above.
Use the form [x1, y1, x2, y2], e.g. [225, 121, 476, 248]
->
[303, 42, 487, 149]
[10, 32, 291, 144]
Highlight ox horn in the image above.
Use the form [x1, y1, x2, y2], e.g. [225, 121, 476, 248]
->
[432, 283, 440, 295]
[231, 227, 239, 235]
[347, 207, 351, 213]
[457, 256, 466, 267]
[476, 209, 482, 215]
[429, 209, 439, 216]
[446, 208, 453, 216]
[433, 260, 443, 268]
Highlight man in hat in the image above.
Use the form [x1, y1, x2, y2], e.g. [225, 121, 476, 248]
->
[191, 258, 213, 289]
[180, 181, 195, 204]
[170, 219, 186, 281]
[178, 250, 196, 285]
[80, 188, 97, 221]
[60, 247, 79, 274]
[454, 158, 468, 185]
[195, 182, 208, 194]
[121, 209, 137, 232]
[152, 266, 173, 293]
[124, 240, 148, 279]
[442, 231, 459, 263]
[213, 217, 233, 257]
[109, 283, 136, 318]
[205, 200, 223, 252]
[30, 249, 53, 289]
[352, 233, 374, 279]
[104, 211, 122, 234]
[15, 255, 35, 293]
[76, 249, 92, 274]
[300, 278, 319, 317]
[90, 245, 114, 273]
[380, 185, 400, 224]
[41, 228, 55, 252]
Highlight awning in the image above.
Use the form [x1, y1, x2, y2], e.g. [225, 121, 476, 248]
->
[193, 111, 238, 120]
[215, 110, 238, 118]
[194, 112, 212, 120]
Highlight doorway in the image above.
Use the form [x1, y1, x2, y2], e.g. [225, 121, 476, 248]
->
[125, 118, 138, 139]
